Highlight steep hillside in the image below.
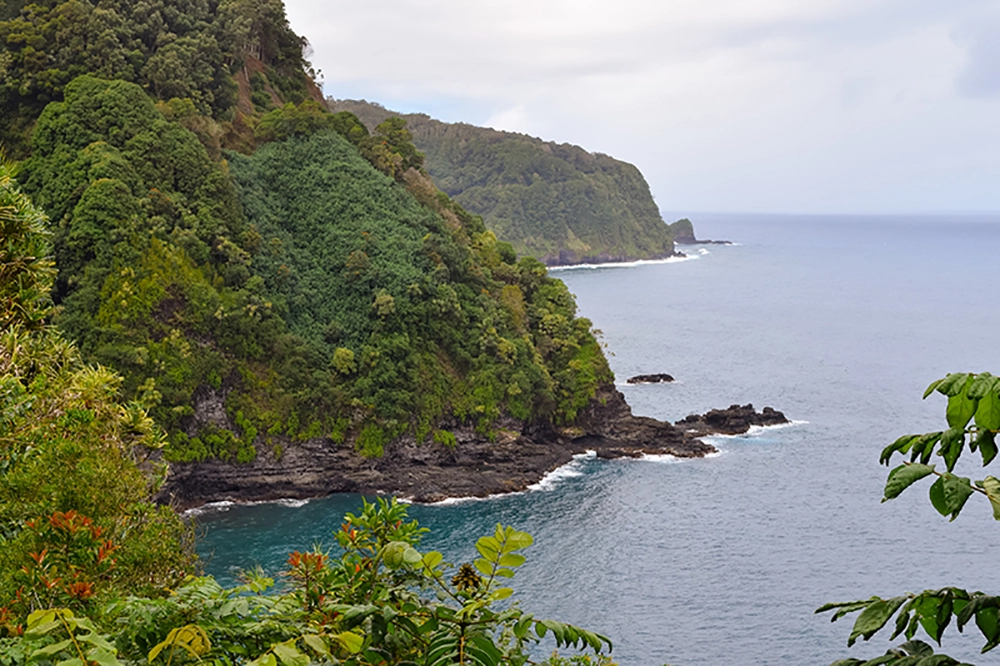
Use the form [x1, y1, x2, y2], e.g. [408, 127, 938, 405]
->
[18, 74, 612, 466]
[328, 100, 682, 265]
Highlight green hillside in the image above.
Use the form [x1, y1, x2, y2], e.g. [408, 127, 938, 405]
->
[0, 0, 613, 465]
[328, 100, 681, 265]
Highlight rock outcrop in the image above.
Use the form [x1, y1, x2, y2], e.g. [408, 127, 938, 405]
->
[674, 404, 788, 436]
[158, 384, 717, 508]
[668, 218, 731, 245]
[626, 373, 674, 384]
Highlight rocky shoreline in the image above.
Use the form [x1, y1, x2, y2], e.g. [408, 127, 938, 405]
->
[157, 385, 787, 510]
[541, 249, 686, 267]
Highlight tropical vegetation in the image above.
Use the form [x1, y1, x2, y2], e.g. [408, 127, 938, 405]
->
[0, 495, 614, 666]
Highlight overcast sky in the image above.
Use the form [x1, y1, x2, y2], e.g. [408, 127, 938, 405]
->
[286, 0, 999, 215]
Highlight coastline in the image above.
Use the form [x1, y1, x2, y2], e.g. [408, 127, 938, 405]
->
[160, 386, 787, 513]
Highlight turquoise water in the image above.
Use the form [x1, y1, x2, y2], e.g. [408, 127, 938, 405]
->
[195, 214, 1000, 665]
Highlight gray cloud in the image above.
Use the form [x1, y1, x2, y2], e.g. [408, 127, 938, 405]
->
[289, 0, 1000, 214]
[956, 18, 1000, 98]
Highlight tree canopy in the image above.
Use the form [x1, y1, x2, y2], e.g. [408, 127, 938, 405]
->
[0, 0, 314, 155]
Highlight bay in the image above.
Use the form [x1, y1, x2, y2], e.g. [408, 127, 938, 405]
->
[195, 213, 1000, 665]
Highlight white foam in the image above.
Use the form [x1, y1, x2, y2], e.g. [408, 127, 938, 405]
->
[527, 450, 596, 491]
[635, 448, 724, 463]
[701, 419, 808, 441]
[183, 500, 235, 517]
[183, 497, 312, 517]
[698, 248, 711, 255]
[637, 453, 681, 463]
[548, 255, 696, 271]
[423, 491, 523, 506]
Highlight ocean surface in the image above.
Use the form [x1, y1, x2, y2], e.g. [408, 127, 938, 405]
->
[195, 213, 1000, 665]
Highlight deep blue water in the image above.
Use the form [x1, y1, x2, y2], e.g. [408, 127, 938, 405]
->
[195, 214, 1000, 665]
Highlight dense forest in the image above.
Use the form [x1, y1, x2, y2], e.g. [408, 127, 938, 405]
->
[0, 0, 614, 465]
[328, 100, 682, 266]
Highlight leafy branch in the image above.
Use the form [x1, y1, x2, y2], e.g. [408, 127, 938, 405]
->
[819, 373, 1000, 664]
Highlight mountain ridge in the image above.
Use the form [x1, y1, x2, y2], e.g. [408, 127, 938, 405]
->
[328, 99, 686, 266]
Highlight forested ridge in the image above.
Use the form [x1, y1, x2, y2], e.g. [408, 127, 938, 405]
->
[0, 0, 611, 463]
[328, 99, 683, 266]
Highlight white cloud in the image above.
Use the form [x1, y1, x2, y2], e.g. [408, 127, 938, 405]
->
[290, 0, 1000, 213]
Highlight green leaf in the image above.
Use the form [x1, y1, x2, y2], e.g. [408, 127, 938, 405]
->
[505, 530, 533, 551]
[884, 464, 935, 501]
[940, 474, 974, 520]
[339, 605, 378, 628]
[946, 388, 977, 430]
[882, 435, 920, 465]
[273, 641, 308, 666]
[977, 476, 1000, 520]
[474, 558, 493, 576]
[935, 373, 971, 397]
[476, 536, 500, 559]
[924, 378, 947, 398]
[976, 606, 1000, 650]
[498, 553, 526, 567]
[929, 477, 949, 517]
[25, 610, 57, 634]
[423, 551, 443, 569]
[79, 633, 116, 652]
[30, 639, 73, 658]
[914, 595, 944, 644]
[490, 587, 514, 600]
[976, 431, 998, 466]
[466, 634, 503, 666]
[939, 428, 966, 472]
[149, 625, 211, 662]
[538, 620, 567, 644]
[494, 568, 515, 578]
[402, 545, 422, 565]
[248, 653, 277, 666]
[967, 373, 998, 399]
[914, 432, 943, 465]
[85, 647, 121, 666]
[898, 639, 935, 656]
[848, 597, 907, 646]
[300, 635, 328, 657]
[382, 541, 408, 569]
[975, 392, 1000, 431]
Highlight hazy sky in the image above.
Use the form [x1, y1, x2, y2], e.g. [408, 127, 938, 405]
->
[286, 0, 1000, 215]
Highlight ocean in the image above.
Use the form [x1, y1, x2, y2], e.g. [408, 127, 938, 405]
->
[194, 213, 1000, 665]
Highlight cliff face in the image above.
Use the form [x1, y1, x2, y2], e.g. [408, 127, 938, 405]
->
[159, 383, 716, 508]
[328, 100, 680, 266]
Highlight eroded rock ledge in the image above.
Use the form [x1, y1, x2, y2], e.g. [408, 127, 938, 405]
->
[158, 387, 783, 510]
